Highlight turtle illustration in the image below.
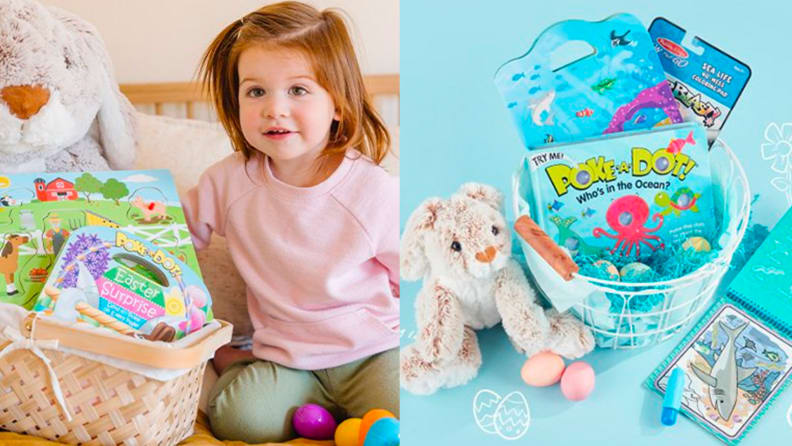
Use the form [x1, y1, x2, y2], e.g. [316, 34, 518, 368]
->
[654, 187, 700, 217]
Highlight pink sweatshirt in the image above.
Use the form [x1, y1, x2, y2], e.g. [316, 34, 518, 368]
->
[182, 151, 399, 370]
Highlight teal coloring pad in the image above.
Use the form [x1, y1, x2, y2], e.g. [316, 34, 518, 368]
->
[649, 18, 751, 146]
[495, 13, 684, 150]
[518, 122, 715, 257]
[646, 206, 792, 444]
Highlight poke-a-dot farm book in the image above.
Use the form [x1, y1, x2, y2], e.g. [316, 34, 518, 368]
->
[0, 169, 200, 309]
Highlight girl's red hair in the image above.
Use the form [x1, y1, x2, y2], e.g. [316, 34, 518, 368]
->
[199, 1, 390, 164]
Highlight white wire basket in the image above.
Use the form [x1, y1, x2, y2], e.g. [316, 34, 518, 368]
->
[512, 138, 751, 348]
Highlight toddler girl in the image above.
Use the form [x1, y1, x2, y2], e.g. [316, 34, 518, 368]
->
[184, 2, 399, 442]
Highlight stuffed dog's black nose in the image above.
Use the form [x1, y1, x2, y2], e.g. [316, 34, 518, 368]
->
[1, 84, 50, 120]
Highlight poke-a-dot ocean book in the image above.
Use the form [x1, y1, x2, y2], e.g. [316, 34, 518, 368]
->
[0, 169, 200, 310]
[515, 122, 716, 260]
[646, 206, 792, 445]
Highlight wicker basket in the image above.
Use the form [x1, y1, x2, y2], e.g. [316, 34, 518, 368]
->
[512, 138, 750, 348]
[0, 313, 232, 445]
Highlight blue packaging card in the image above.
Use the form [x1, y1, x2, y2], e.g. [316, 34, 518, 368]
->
[520, 122, 715, 257]
[649, 17, 751, 146]
[495, 13, 684, 150]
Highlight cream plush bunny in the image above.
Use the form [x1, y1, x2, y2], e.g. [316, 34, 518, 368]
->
[400, 183, 594, 395]
[0, 0, 135, 173]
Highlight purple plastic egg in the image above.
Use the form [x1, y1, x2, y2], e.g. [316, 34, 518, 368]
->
[293, 403, 337, 440]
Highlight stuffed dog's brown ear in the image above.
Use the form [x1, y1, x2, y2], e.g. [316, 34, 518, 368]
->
[456, 183, 503, 211]
[400, 198, 444, 281]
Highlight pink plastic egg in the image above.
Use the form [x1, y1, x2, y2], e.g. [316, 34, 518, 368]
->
[520, 351, 565, 387]
[560, 361, 595, 401]
[293, 403, 337, 440]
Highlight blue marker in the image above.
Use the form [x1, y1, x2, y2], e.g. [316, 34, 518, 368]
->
[661, 368, 685, 426]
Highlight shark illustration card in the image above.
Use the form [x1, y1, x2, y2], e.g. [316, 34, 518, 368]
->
[494, 13, 683, 150]
[649, 303, 792, 444]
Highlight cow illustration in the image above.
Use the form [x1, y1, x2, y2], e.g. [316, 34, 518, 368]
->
[0, 195, 17, 207]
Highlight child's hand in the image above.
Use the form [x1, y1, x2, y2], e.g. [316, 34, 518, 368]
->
[212, 344, 256, 375]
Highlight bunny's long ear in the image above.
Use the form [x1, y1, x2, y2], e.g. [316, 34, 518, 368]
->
[96, 69, 137, 169]
[400, 197, 443, 281]
[58, 8, 136, 169]
[456, 182, 503, 211]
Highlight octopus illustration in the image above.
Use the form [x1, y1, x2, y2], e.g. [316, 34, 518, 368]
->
[593, 195, 664, 256]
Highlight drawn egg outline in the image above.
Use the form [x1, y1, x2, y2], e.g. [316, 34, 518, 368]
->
[472, 389, 501, 434]
[493, 391, 531, 440]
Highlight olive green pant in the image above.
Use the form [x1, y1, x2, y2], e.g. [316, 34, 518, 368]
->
[207, 348, 399, 443]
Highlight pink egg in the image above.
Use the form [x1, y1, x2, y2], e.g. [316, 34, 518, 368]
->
[520, 351, 565, 387]
[560, 361, 595, 401]
[293, 403, 337, 440]
[185, 285, 207, 307]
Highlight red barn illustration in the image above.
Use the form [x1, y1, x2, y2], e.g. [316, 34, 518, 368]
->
[33, 177, 78, 202]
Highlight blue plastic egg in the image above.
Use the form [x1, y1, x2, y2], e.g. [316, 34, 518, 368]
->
[363, 417, 399, 446]
[620, 262, 653, 282]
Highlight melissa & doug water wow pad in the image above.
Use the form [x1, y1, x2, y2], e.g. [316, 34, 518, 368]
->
[649, 17, 751, 146]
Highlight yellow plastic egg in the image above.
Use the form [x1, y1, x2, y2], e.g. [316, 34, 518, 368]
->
[334, 417, 361, 446]
[593, 260, 619, 280]
[682, 236, 711, 253]
[520, 351, 565, 387]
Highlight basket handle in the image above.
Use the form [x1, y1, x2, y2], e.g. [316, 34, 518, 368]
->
[514, 215, 579, 281]
[21, 314, 233, 370]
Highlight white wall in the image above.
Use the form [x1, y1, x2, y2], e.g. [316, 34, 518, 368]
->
[38, 0, 399, 83]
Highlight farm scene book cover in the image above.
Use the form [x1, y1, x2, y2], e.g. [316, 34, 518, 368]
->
[0, 169, 200, 309]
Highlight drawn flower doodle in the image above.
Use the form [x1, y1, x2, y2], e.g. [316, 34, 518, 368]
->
[762, 123, 792, 173]
[761, 123, 792, 204]
[788, 402, 792, 428]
